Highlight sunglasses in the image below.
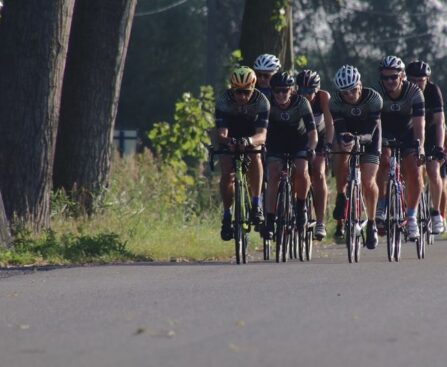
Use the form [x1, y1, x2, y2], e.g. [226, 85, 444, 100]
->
[381, 74, 399, 81]
[273, 88, 290, 94]
[233, 89, 252, 95]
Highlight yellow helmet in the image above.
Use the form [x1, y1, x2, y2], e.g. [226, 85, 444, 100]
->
[230, 66, 257, 90]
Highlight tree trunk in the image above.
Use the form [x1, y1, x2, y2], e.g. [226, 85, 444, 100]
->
[0, 0, 75, 230]
[53, 0, 137, 213]
[239, 0, 293, 70]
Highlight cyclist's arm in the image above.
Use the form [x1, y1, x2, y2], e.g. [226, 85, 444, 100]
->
[216, 127, 232, 145]
[307, 129, 318, 150]
[249, 108, 269, 147]
[412, 115, 425, 148]
[303, 111, 317, 150]
[412, 90, 426, 148]
[434, 112, 445, 147]
[431, 85, 445, 148]
[321, 91, 334, 144]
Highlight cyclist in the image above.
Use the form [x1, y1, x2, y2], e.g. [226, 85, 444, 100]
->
[330, 65, 382, 249]
[253, 54, 281, 98]
[264, 71, 317, 238]
[375, 56, 425, 239]
[215, 66, 270, 241]
[296, 69, 334, 239]
[406, 60, 445, 234]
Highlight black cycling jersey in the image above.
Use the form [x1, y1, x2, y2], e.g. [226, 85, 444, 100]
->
[215, 89, 270, 138]
[266, 94, 315, 154]
[257, 85, 272, 99]
[422, 81, 444, 152]
[424, 81, 443, 129]
[378, 80, 425, 141]
[330, 87, 383, 159]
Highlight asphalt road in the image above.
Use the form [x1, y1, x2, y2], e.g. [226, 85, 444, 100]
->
[1, 239, 447, 367]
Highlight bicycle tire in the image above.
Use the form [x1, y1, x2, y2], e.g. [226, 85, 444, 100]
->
[298, 228, 305, 261]
[416, 192, 426, 260]
[386, 181, 397, 262]
[275, 181, 289, 263]
[354, 186, 362, 263]
[305, 190, 314, 261]
[242, 184, 251, 264]
[346, 182, 358, 263]
[234, 180, 243, 264]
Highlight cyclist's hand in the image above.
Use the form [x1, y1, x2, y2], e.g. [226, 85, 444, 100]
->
[432, 146, 445, 161]
[339, 133, 354, 152]
[237, 137, 250, 151]
[227, 137, 237, 152]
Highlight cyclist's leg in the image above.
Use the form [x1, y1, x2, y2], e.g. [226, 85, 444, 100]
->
[401, 149, 423, 238]
[333, 139, 349, 218]
[293, 155, 310, 226]
[247, 149, 264, 223]
[311, 153, 327, 237]
[312, 129, 328, 223]
[265, 157, 282, 236]
[360, 160, 379, 220]
[219, 155, 235, 240]
[220, 155, 234, 210]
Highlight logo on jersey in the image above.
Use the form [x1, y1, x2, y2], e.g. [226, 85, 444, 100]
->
[351, 107, 362, 116]
[280, 112, 290, 121]
[390, 103, 401, 112]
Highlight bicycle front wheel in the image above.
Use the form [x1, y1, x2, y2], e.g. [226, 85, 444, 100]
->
[305, 190, 314, 261]
[346, 182, 360, 263]
[386, 181, 397, 262]
[234, 180, 249, 264]
[275, 181, 291, 263]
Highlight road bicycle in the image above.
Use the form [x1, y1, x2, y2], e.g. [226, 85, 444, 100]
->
[332, 134, 370, 263]
[209, 141, 264, 264]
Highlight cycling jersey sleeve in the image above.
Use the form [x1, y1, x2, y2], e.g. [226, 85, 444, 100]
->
[330, 99, 347, 135]
[431, 84, 444, 113]
[412, 88, 425, 117]
[303, 112, 316, 132]
[254, 95, 270, 129]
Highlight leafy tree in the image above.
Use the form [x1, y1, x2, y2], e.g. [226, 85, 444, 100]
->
[147, 86, 214, 177]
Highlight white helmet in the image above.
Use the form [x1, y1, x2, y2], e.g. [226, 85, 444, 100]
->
[253, 54, 281, 72]
[334, 65, 361, 91]
[379, 55, 405, 71]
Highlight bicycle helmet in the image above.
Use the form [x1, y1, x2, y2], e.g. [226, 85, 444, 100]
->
[379, 55, 405, 71]
[296, 70, 321, 89]
[230, 66, 257, 89]
[253, 54, 281, 72]
[334, 65, 361, 91]
[406, 60, 431, 77]
[270, 71, 295, 88]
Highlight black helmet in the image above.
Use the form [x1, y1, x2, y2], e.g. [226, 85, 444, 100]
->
[270, 71, 295, 88]
[296, 69, 321, 89]
[406, 60, 431, 77]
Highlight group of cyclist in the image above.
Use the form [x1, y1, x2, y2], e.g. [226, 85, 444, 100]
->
[215, 53, 446, 250]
